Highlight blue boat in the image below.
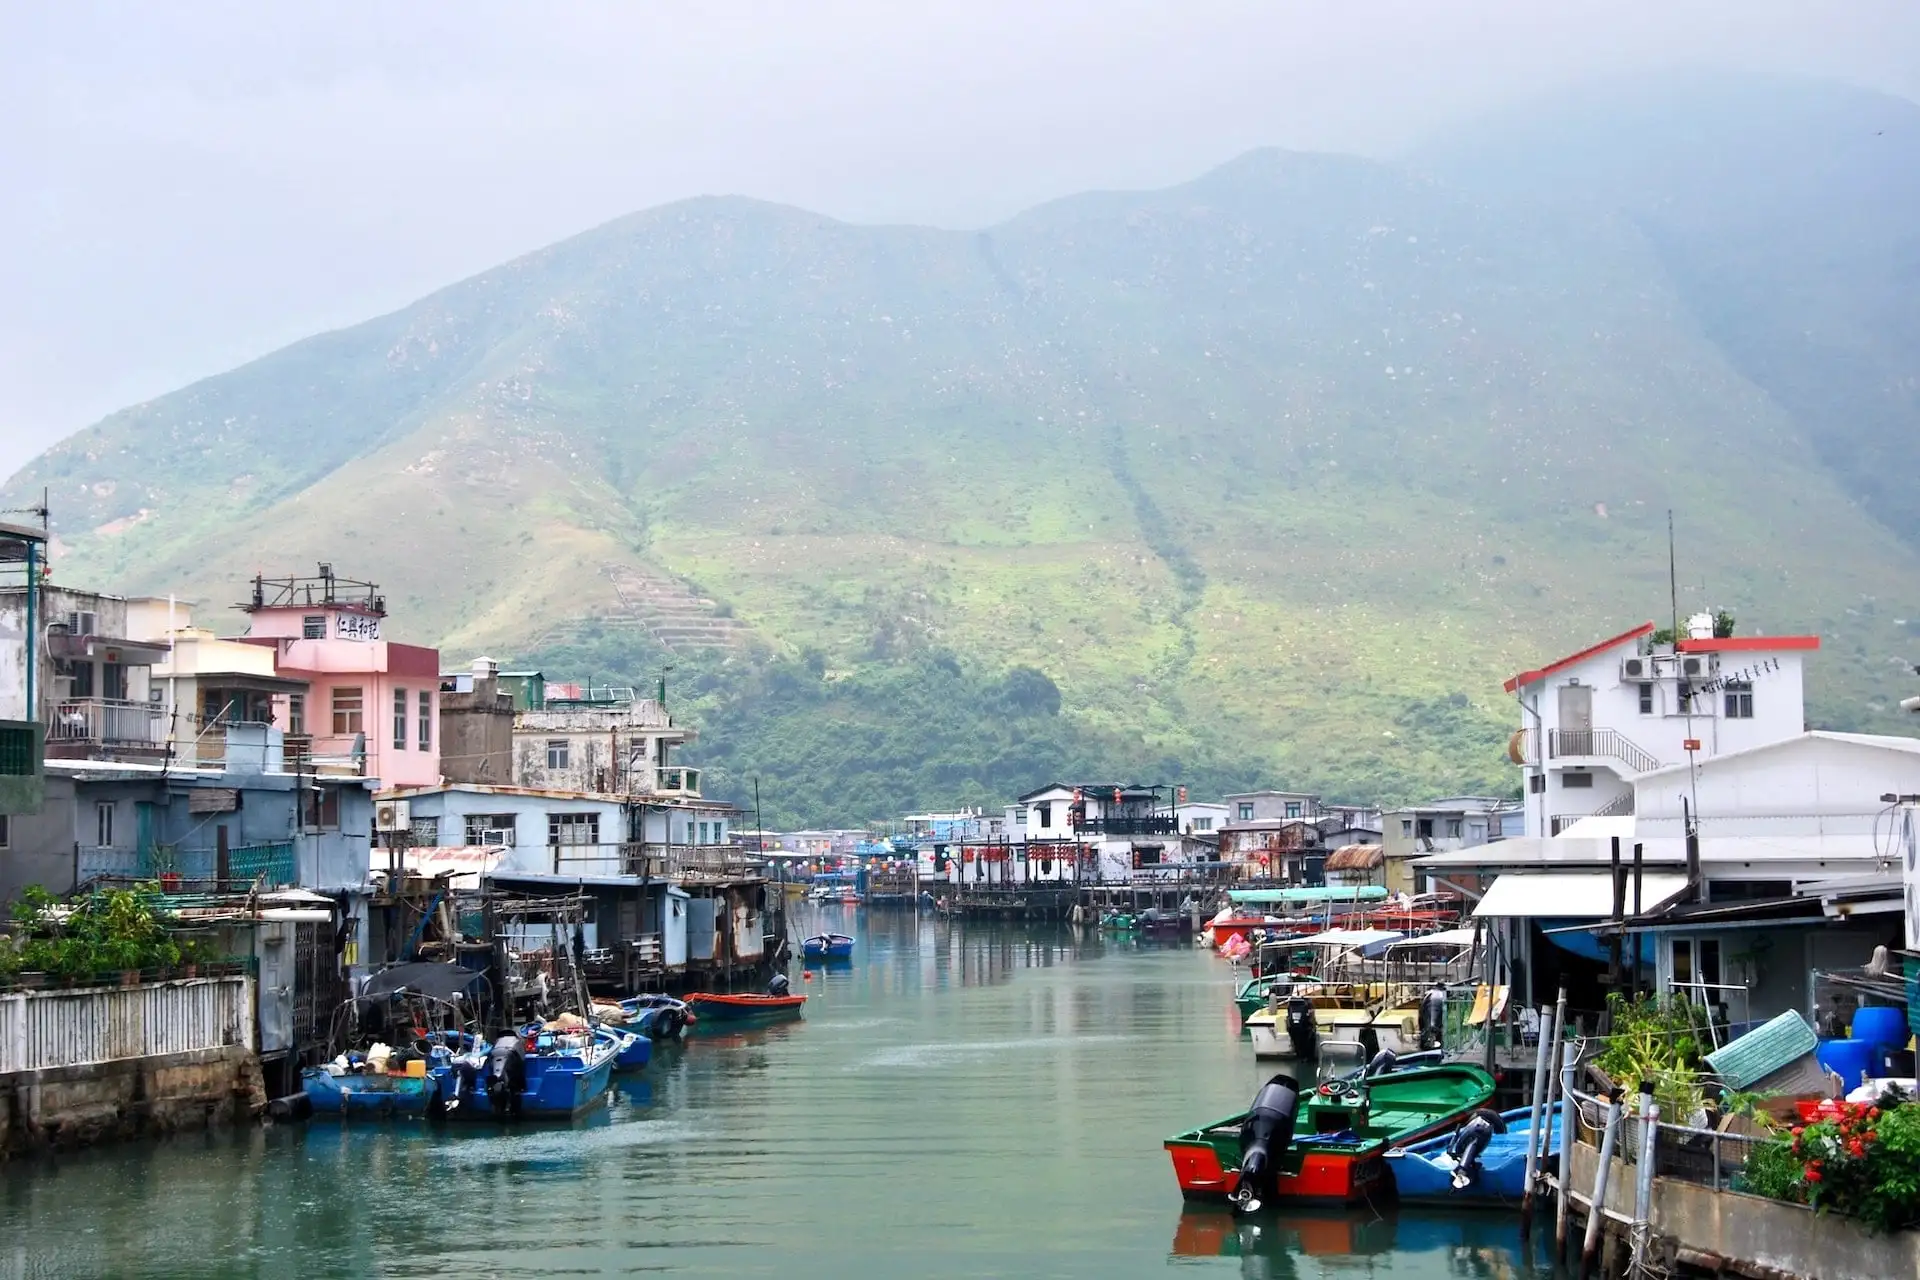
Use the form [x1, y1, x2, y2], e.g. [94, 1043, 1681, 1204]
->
[802, 932, 855, 962]
[433, 1030, 618, 1120]
[301, 1062, 441, 1116]
[595, 1024, 653, 1071]
[1383, 1104, 1562, 1203]
[617, 994, 693, 1039]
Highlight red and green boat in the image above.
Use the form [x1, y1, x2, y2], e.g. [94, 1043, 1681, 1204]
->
[1165, 1060, 1495, 1207]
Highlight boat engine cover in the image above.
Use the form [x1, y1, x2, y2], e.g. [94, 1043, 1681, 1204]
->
[1237, 1074, 1301, 1205]
[1285, 996, 1319, 1058]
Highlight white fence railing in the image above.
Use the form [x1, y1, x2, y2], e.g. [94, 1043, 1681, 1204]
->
[0, 976, 254, 1073]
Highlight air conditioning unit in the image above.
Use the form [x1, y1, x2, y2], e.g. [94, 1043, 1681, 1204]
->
[1679, 653, 1718, 679]
[1621, 655, 1652, 681]
[65, 610, 98, 636]
[374, 799, 411, 832]
[481, 828, 512, 846]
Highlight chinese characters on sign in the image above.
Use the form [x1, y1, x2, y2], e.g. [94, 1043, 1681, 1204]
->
[335, 613, 381, 642]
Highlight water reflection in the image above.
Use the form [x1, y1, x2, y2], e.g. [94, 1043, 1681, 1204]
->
[2, 917, 1553, 1279]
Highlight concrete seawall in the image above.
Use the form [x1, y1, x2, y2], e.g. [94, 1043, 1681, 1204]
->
[1, 1043, 265, 1159]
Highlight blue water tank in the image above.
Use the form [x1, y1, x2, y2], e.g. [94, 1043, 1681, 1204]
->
[1816, 1038, 1877, 1088]
[1850, 1006, 1907, 1049]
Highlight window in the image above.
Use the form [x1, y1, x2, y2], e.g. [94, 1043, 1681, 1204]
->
[713, 821, 725, 843]
[1401, 819, 1414, 837]
[546, 739, 570, 770]
[394, 688, 408, 750]
[332, 687, 364, 736]
[287, 694, 305, 735]
[0, 814, 7, 847]
[1445, 818, 1463, 838]
[686, 821, 696, 844]
[409, 817, 440, 846]
[302, 786, 340, 831]
[1563, 772, 1594, 789]
[203, 690, 236, 724]
[1035, 802, 1052, 829]
[302, 615, 326, 639]
[1529, 774, 1546, 795]
[465, 814, 517, 846]
[418, 690, 432, 750]
[698, 821, 710, 844]
[1238, 803, 1254, 821]
[1284, 802, 1302, 819]
[96, 801, 114, 847]
[1638, 682, 1655, 715]
[1194, 817, 1212, 831]
[1724, 681, 1754, 720]
[548, 813, 599, 846]
[1416, 818, 1434, 839]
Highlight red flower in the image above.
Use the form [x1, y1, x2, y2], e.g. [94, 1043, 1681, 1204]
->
[1805, 1168, 1823, 1183]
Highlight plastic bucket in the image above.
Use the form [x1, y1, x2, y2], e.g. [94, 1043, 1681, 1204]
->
[1850, 1006, 1907, 1049]
[1816, 1038, 1877, 1088]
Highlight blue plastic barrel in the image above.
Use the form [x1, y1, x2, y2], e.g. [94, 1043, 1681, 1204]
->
[1850, 1006, 1907, 1049]
[1816, 1038, 1877, 1087]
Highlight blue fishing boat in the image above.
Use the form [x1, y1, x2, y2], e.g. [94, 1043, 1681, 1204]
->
[616, 994, 694, 1039]
[434, 1028, 618, 1120]
[802, 932, 855, 962]
[301, 1061, 442, 1116]
[596, 1023, 653, 1070]
[301, 963, 486, 1118]
[1383, 1104, 1561, 1203]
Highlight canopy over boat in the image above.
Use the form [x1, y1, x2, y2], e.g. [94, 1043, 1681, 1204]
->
[1286, 928, 1405, 958]
[1228, 886, 1389, 906]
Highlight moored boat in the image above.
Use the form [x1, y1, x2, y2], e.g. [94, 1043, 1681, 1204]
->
[801, 932, 855, 962]
[1164, 1057, 1496, 1207]
[595, 1023, 653, 1070]
[302, 1060, 441, 1116]
[1384, 1104, 1561, 1204]
[616, 993, 694, 1039]
[434, 1025, 619, 1120]
[686, 991, 808, 1022]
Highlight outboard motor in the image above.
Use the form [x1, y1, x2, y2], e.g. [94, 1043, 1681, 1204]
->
[768, 971, 792, 998]
[1232, 1074, 1301, 1213]
[1284, 995, 1319, 1060]
[1365, 1048, 1399, 1078]
[1444, 1107, 1508, 1189]
[449, 1058, 484, 1112]
[486, 1034, 527, 1118]
[1417, 984, 1448, 1051]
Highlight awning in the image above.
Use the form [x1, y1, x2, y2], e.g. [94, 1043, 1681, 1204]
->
[1228, 885, 1388, 906]
[1472, 872, 1689, 919]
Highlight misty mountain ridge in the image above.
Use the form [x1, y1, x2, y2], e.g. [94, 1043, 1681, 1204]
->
[10, 73, 1919, 824]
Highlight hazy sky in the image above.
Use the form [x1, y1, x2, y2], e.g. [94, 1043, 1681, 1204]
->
[4, 1, 1918, 481]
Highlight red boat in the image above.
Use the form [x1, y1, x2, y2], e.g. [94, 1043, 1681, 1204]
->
[684, 992, 808, 1023]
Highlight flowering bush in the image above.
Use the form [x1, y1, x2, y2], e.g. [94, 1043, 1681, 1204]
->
[1764, 1100, 1920, 1234]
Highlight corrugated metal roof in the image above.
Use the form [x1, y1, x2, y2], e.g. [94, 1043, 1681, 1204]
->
[1472, 872, 1689, 919]
[1324, 844, 1384, 871]
[1704, 1010, 1819, 1090]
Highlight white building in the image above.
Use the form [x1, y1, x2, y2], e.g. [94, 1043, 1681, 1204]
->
[1505, 616, 1818, 838]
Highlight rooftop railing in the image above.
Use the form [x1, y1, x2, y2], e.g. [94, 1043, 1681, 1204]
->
[49, 698, 166, 748]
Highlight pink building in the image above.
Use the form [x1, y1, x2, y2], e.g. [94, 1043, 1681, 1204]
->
[239, 567, 441, 788]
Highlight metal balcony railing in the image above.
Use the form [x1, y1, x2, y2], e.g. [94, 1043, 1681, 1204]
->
[50, 698, 166, 748]
[1547, 728, 1659, 774]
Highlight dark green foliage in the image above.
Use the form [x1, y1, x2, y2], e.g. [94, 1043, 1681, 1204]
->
[2, 884, 182, 981]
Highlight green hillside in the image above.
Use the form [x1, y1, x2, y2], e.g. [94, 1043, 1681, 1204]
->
[11, 77, 1920, 826]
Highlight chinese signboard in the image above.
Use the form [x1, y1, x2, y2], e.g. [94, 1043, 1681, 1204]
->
[335, 613, 381, 642]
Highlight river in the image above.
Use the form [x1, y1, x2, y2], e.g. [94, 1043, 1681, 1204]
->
[0, 909, 1555, 1279]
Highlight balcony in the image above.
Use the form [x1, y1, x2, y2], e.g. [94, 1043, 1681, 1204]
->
[49, 698, 167, 751]
[652, 767, 702, 797]
[1072, 814, 1178, 836]
[1546, 727, 1659, 774]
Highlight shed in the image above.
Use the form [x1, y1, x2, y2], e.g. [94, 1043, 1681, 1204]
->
[1323, 844, 1385, 873]
[664, 886, 689, 968]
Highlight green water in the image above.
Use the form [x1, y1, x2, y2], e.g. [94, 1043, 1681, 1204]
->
[1, 910, 1555, 1278]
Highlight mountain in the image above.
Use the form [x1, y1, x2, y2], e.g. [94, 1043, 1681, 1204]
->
[11, 75, 1920, 826]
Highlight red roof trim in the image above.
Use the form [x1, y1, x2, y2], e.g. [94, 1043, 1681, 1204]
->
[1503, 622, 1656, 693]
[1677, 635, 1820, 653]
